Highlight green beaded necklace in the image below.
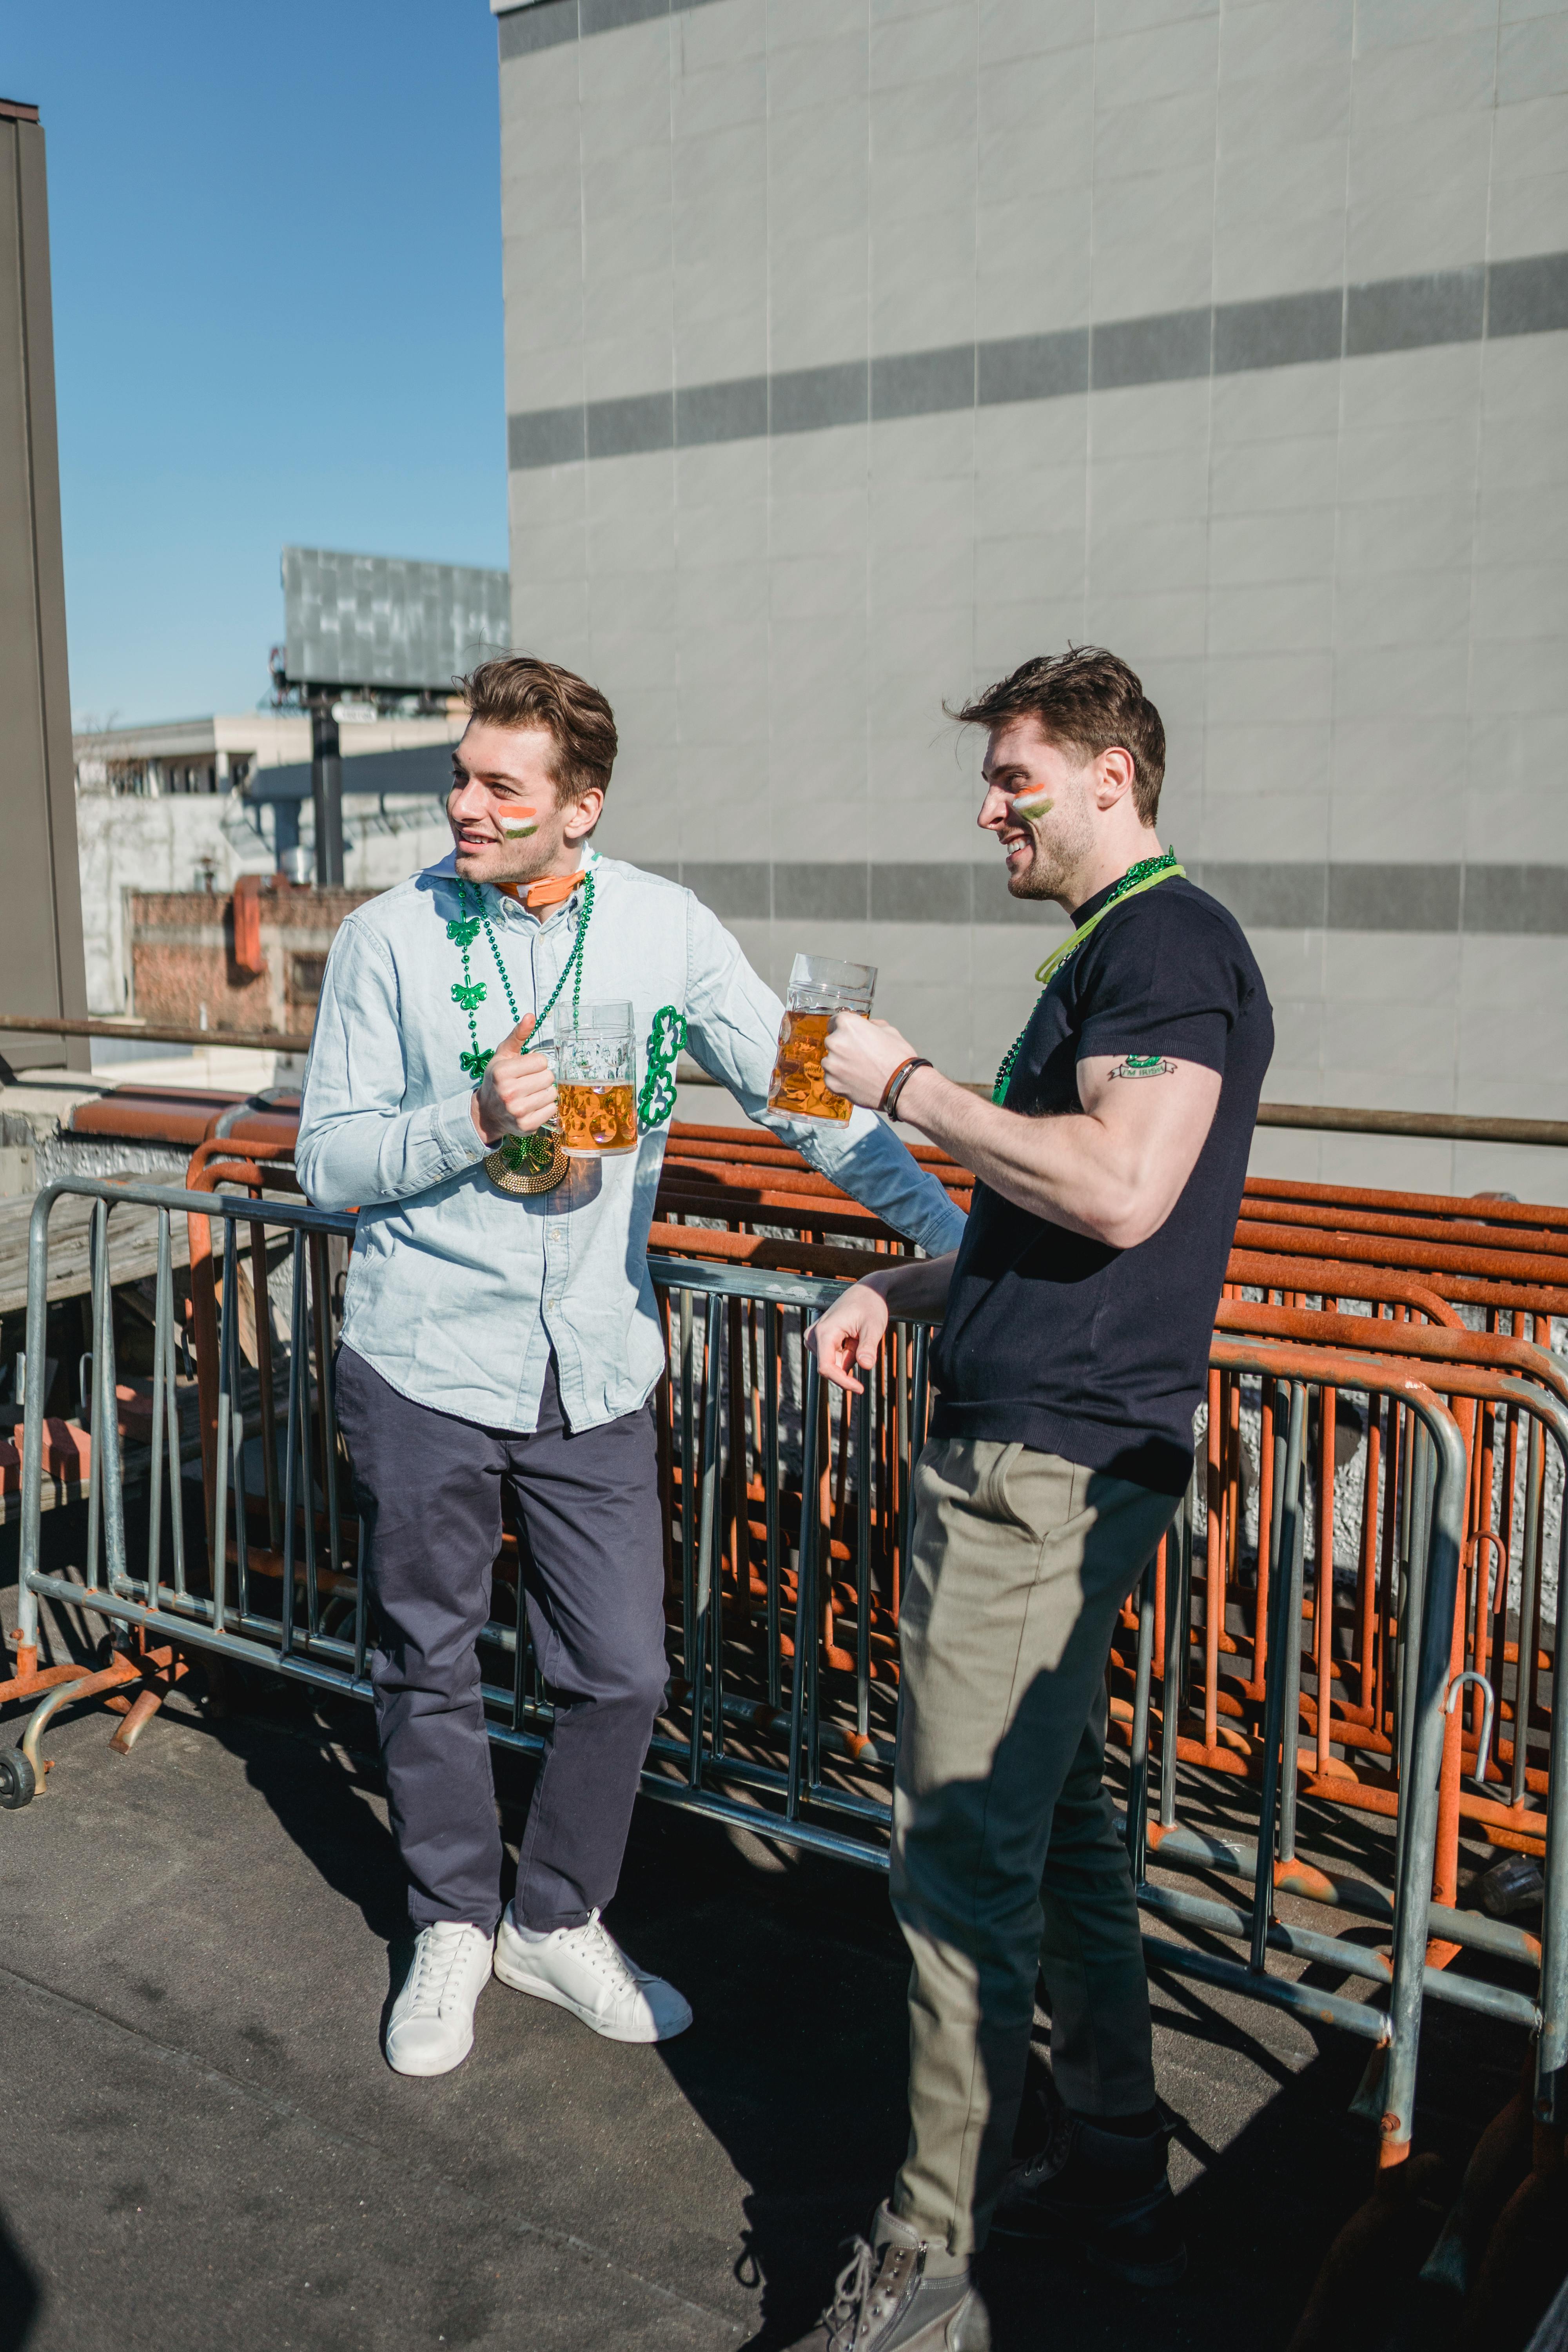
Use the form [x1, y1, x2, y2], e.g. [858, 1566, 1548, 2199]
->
[447, 872, 593, 1081]
[991, 848, 1185, 1106]
[445, 867, 689, 1189]
[447, 871, 594, 1188]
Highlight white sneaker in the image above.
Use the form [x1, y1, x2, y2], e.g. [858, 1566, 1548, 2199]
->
[493, 1904, 693, 2043]
[384, 1920, 495, 2077]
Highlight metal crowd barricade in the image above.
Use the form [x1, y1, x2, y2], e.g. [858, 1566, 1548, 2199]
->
[12, 1179, 361, 1792]
[1206, 1295, 1563, 1867]
[642, 1249, 931, 1864]
[8, 1177, 1555, 2167]
[7, 1178, 908, 1868]
[1120, 1332, 1564, 2145]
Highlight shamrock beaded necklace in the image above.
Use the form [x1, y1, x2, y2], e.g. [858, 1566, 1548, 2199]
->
[446, 866, 690, 1193]
[447, 871, 593, 1081]
[991, 848, 1184, 1105]
[448, 870, 594, 1191]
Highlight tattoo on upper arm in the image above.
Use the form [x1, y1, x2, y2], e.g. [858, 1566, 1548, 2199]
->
[1109, 1054, 1176, 1080]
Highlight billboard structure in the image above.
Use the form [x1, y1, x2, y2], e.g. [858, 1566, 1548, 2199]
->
[280, 546, 510, 695]
[278, 547, 509, 885]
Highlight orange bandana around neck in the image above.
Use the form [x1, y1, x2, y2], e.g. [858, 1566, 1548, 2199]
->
[500, 869, 587, 912]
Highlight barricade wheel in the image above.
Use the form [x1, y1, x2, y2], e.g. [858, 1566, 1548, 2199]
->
[0, 1749, 36, 1808]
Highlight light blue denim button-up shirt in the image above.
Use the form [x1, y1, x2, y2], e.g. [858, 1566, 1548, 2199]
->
[295, 849, 965, 1433]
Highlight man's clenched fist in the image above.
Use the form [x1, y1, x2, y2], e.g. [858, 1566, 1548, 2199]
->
[822, 1012, 919, 1111]
[471, 1013, 558, 1147]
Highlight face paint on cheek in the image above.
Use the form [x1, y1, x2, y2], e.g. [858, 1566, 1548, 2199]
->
[501, 809, 539, 839]
[1011, 788, 1054, 823]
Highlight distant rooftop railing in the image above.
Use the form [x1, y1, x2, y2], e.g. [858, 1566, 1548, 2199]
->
[1, 1012, 1564, 1150]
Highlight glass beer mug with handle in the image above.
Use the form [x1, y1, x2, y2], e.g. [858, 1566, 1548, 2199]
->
[553, 999, 641, 1157]
[766, 954, 877, 1123]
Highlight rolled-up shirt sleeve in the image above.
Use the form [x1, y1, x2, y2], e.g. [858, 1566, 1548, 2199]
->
[295, 917, 489, 1211]
[680, 894, 965, 1258]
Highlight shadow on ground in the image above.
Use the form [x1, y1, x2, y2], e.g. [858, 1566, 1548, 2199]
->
[0, 2209, 43, 2352]
[0, 1610, 1540, 2352]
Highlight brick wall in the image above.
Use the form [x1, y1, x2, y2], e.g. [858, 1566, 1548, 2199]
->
[128, 884, 374, 1034]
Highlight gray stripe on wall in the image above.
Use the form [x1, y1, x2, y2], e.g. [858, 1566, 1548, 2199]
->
[1213, 289, 1343, 375]
[1490, 250, 1568, 338]
[588, 388, 674, 461]
[976, 328, 1089, 406]
[497, 0, 727, 58]
[872, 344, 976, 421]
[636, 860, 1568, 937]
[508, 404, 584, 470]
[1092, 306, 1212, 390]
[772, 359, 869, 437]
[1460, 864, 1568, 935]
[1346, 266, 1485, 356]
[507, 254, 1568, 470]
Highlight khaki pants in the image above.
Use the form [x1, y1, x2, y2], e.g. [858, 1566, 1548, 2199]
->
[890, 1439, 1179, 2258]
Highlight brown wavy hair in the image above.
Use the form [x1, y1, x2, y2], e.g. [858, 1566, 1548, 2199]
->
[457, 655, 618, 808]
[950, 646, 1166, 825]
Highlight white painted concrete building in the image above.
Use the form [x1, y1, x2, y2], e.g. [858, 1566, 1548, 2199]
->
[72, 708, 465, 799]
[490, 0, 1568, 1200]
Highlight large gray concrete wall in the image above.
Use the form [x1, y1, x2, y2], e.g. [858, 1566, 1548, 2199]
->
[494, 0, 1568, 1199]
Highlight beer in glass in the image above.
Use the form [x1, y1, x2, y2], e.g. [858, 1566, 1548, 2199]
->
[554, 1000, 640, 1157]
[766, 955, 877, 1122]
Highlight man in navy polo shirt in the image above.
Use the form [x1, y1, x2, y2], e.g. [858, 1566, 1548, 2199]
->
[791, 648, 1273, 2352]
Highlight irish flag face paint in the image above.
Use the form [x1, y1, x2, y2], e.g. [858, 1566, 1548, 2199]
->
[501, 808, 539, 839]
[1010, 786, 1054, 823]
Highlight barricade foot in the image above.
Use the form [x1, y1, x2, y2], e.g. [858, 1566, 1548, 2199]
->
[109, 1675, 178, 1755]
[17, 1639, 180, 1790]
[0, 1639, 116, 1711]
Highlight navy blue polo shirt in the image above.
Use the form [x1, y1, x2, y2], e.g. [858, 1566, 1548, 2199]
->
[930, 874, 1274, 1497]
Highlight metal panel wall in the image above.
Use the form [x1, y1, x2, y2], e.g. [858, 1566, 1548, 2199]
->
[0, 103, 87, 1073]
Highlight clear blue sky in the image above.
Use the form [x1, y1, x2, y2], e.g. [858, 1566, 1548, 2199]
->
[6, 0, 506, 728]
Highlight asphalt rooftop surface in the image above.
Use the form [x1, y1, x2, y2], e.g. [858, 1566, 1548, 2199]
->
[0, 1613, 1532, 2352]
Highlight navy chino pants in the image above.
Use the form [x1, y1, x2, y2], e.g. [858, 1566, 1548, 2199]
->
[334, 1345, 668, 1935]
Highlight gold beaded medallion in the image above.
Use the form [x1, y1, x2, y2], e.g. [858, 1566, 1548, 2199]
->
[484, 1134, 570, 1196]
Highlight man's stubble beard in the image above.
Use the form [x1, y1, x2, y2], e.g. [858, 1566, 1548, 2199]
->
[1008, 802, 1093, 906]
[455, 841, 562, 887]
[448, 803, 568, 888]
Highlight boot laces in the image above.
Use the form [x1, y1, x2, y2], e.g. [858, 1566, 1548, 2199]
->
[1013, 2095, 1076, 2192]
[821, 2238, 876, 2350]
[406, 1922, 482, 2017]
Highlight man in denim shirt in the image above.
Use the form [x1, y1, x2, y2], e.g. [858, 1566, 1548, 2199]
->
[297, 655, 963, 2078]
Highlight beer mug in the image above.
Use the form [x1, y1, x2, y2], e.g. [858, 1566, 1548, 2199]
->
[553, 999, 640, 1158]
[766, 955, 877, 1123]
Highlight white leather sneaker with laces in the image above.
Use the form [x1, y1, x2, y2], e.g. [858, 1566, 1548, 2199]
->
[493, 1904, 693, 2043]
[384, 1921, 495, 2077]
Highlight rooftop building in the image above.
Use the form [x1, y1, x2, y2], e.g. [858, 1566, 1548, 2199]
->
[72, 707, 464, 802]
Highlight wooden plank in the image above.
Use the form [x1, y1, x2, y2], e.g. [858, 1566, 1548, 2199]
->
[0, 1191, 193, 1318]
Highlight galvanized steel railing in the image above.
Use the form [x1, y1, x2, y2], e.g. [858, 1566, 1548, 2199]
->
[7, 1177, 1559, 2164]
[1122, 1339, 1562, 2149]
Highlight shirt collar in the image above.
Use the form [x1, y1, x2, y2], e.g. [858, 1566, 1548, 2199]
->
[1070, 876, 1119, 926]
